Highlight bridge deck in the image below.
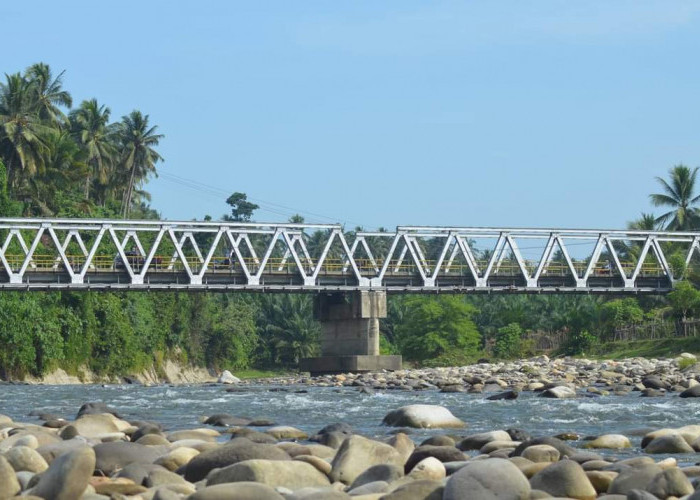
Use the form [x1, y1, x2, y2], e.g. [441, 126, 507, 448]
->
[0, 218, 695, 293]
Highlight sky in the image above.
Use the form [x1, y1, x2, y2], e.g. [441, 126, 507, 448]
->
[3, 1, 700, 233]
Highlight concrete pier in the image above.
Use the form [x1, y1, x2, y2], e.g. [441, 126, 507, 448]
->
[300, 291, 402, 375]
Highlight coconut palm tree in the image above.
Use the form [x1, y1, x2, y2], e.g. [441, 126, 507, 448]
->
[25, 63, 72, 125]
[69, 99, 117, 200]
[0, 73, 50, 186]
[650, 165, 700, 230]
[116, 111, 163, 217]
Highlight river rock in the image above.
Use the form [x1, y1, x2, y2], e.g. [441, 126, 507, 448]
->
[646, 467, 694, 498]
[643, 433, 694, 454]
[421, 435, 455, 447]
[5, 445, 49, 472]
[513, 437, 576, 458]
[93, 441, 163, 475]
[347, 480, 389, 495]
[386, 432, 415, 463]
[154, 446, 199, 470]
[486, 390, 519, 400]
[583, 434, 631, 449]
[404, 445, 466, 473]
[521, 444, 560, 463]
[189, 482, 285, 499]
[207, 459, 331, 490]
[72, 413, 130, 438]
[0, 455, 21, 498]
[204, 414, 251, 426]
[137, 433, 170, 446]
[218, 370, 241, 384]
[642, 375, 668, 390]
[443, 458, 531, 500]
[408, 456, 446, 481]
[540, 386, 577, 398]
[266, 426, 308, 440]
[457, 430, 511, 451]
[586, 470, 618, 493]
[184, 438, 291, 482]
[607, 464, 663, 495]
[143, 468, 190, 487]
[382, 405, 465, 429]
[167, 429, 219, 442]
[28, 446, 96, 500]
[680, 385, 700, 397]
[76, 402, 121, 418]
[529, 459, 596, 500]
[329, 435, 403, 484]
[348, 463, 404, 490]
[294, 455, 332, 475]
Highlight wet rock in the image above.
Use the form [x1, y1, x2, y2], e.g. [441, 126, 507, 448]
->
[265, 425, 308, 440]
[204, 414, 251, 426]
[76, 402, 121, 418]
[641, 375, 667, 390]
[513, 437, 576, 458]
[207, 459, 331, 490]
[607, 464, 663, 495]
[184, 438, 291, 482]
[640, 388, 665, 397]
[443, 458, 531, 500]
[529, 459, 596, 500]
[329, 435, 403, 484]
[486, 389, 519, 400]
[421, 435, 455, 447]
[680, 385, 700, 397]
[507, 428, 532, 442]
[382, 404, 465, 429]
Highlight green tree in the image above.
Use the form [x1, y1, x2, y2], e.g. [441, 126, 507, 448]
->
[650, 165, 700, 230]
[25, 63, 72, 124]
[395, 296, 480, 362]
[668, 281, 700, 320]
[224, 192, 259, 222]
[600, 298, 644, 337]
[70, 99, 117, 199]
[257, 294, 320, 365]
[493, 323, 522, 358]
[206, 298, 258, 371]
[117, 111, 163, 217]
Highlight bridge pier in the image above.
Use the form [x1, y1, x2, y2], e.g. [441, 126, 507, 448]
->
[300, 291, 402, 375]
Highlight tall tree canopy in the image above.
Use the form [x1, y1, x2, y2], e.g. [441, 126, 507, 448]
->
[650, 165, 700, 230]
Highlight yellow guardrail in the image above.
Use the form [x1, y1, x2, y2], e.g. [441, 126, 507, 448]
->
[0, 254, 675, 277]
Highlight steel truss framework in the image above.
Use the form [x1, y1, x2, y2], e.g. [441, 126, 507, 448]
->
[0, 218, 697, 293]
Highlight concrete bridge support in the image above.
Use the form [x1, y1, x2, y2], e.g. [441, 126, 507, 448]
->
[300, 291, 402, 375]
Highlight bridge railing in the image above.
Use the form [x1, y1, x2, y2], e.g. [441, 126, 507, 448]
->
[0, 218, 697, 291]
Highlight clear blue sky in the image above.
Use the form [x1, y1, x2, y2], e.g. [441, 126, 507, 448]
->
[4, 1, 700, 232]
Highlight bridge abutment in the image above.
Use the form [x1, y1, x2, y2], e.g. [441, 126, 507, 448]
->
[300, 291, 402, 375]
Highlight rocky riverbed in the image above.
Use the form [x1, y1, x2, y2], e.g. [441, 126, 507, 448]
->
[3, 355, 700, 499]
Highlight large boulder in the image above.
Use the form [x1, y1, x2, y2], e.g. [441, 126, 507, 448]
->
[28, 446, 96, 500]
[204, 414, 251, 427]
[93, 441, 164, 475]
[184, 438, 291, 482]
[513, 437, 576, 458]
[680, 385, 700, 397]
[72, 413, 131, 438]
[76, 402, 122, 418]
[521, 445, 560, 463]
[189, 482, 285, 500]
[218, 370, 241, 384]
[207, 459, 331, 490]
[529, 460, 596, 500]
[382, 405, 465, 429]
[386, 432, 415, 463]
[408, 456, 446, 481]
[329, 435, 404, 484]
[443, 458, 531, 500]
[382, 479, 443, 499]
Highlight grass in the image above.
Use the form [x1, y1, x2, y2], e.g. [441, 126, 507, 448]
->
[234, 368, 290, 379]
[582, 337, 700, 359]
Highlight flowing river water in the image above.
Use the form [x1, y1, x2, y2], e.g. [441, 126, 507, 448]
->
[1, 383, 699, 463]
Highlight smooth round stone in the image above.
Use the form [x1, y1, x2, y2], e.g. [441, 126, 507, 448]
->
[521, 445, 560, 463]
[583, 434, 631, 449]
[443, 458, 531, 500]
[529, 459, 597, 500]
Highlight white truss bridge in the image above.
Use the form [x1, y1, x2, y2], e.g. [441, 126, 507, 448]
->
[0, 218, 696, 293]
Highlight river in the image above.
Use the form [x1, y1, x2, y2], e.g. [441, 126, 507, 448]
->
[1, 383, 698, 462]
